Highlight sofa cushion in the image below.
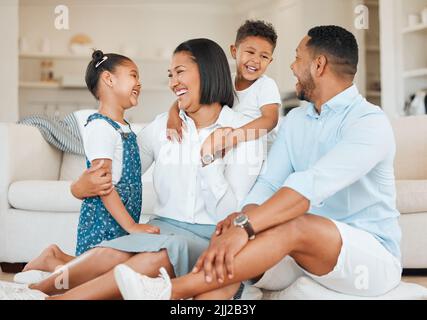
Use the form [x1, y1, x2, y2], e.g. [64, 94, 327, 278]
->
[392, 115, 427, 180]
[60, 153, 86, 181]
[396, 180, 427, 214]
[9, 173, 155, 216]
[8, 180, 81, 212]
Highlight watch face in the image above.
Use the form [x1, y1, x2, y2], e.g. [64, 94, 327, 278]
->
[235, 214, 248, 225]
[202, 154, 214, 164]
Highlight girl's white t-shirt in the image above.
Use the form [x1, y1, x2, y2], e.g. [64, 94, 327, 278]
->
[83, 119, 132, 185]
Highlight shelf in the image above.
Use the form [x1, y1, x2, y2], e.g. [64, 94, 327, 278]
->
[402, 23, 427, 35]
[19, 81, 61, 89]
[367, 90, 381, 98]
[364, 1, 379, 7]
[19, 81, 171, 91]
[19, 52, 170, 63]
[19, 52, 237, 65]
[20, 53, 88, 60]
[403, 68, 427, 78]
[366, 46, 380, 52]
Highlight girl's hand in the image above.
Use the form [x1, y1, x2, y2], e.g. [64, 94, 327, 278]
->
[166, 119, 186, 143]
[167, 102, 186, 143]
[201, 127, 234, 158]
[127, 223, 160, 235]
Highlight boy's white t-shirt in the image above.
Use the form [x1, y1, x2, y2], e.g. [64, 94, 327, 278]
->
[83, 119, 132, 185]
[233, 74, 282, 147]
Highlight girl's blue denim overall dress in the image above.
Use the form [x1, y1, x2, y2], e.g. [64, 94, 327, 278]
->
[75, 113, 142, 256]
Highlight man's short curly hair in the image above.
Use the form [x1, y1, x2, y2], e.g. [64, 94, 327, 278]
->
[235, 20, 278, 50]
[307, 25, 359, 77]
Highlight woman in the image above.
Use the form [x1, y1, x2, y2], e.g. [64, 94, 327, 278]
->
[10, 38, 264, 300]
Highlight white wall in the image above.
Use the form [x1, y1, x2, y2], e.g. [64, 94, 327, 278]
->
[0, 0, 19, 122]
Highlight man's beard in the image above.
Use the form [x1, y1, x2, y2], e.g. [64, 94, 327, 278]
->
[296, 74, 315, 103]
[297, 90, 310, 102]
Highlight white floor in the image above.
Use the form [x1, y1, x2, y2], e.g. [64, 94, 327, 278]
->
[1, 269, 427, 289]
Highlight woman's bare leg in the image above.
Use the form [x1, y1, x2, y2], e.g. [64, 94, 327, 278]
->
[48, 249, 174, 300]
[29, 247, 133, 295]
[23, 244, 75, 272]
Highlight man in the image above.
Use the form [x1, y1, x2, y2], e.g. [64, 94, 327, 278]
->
[114, 25, 402, 299]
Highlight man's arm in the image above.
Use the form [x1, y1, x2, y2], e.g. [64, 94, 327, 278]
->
[214, 119, 295, 235]
[247, 113, 393, 233]
[240, 117, 294, 208]
[195, 113, 394, 282]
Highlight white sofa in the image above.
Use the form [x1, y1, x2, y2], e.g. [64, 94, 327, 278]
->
[0, 122, 155, 264]
[0, 116, 427, 269]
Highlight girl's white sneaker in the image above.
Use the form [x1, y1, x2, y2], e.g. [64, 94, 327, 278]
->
[0, 281, 47, 300]
[114, 264, 171, 300]
[14, 270, 52, 285]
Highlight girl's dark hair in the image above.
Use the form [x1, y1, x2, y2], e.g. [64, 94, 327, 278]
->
[174, 38, 234, 108]
[85, 50, 132, 99]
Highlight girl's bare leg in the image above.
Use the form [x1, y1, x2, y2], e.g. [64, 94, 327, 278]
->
[29, 247, 133, 295]
[23, 244, 75, 272]
[48, 249, 174, 300]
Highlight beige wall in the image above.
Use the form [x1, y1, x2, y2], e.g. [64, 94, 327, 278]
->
[235, 0, 366, 95]
[18, 0, 237, 123]
[16, 0, 372, 122]
[0, 0, 19, 122]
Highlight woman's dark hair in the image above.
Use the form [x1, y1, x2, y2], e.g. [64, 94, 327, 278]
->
[235, 20, 277, 50]
[85, 50, 132, 99]
[174, 38, 234, 108]
[307, 25, 359, 77]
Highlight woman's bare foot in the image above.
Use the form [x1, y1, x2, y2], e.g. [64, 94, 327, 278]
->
[23, 244, 69, 272]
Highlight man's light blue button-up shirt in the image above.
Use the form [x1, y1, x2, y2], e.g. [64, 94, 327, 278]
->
[242, 85, 401, 259]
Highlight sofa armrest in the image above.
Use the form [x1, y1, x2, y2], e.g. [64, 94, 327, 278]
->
[0, 123, 62, 211]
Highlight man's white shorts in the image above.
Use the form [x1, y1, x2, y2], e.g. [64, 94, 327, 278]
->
[253, 219, 402, 297]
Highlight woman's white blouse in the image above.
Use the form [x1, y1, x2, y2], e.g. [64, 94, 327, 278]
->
[137, 106, 265, 225]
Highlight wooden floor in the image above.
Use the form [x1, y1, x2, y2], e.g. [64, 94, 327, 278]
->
[0, 271, 14, 282]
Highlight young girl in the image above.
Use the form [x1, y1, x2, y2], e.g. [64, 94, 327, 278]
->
[76, 50, 159, 256]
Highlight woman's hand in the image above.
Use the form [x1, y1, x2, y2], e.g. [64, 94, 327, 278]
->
[127, 223, 160, 234]
[201, 127, 234, 158]
[70, 160, 114, 199]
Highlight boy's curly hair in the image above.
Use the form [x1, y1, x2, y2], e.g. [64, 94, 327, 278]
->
[235, 20, 278, 50]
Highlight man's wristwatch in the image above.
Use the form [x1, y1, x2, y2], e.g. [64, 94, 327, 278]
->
[233, 213, 256, 240]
